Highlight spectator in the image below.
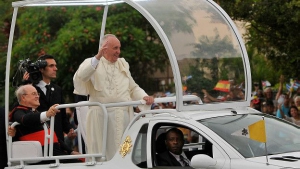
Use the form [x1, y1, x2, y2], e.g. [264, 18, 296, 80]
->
[254, 89, 264, 102]
[261, 87, 276, 111]
[73, 34, 154, 160]
[293, 87, 300, 100]
[9, 84, 81, 164]
[275, 75, 285, 110]
[252, 82, 260, 96]
[202, 95, 211, 103]
[276, 93, 291, 118]
[201, 89, 221, 102]
[151, 103, 160, 110]
[159, 102, 168, 109]
[281, 106, 300, 126]
[166, 102, 176, 109]
[294, 96, 300, 111]
[64, 107, 77, 151]
[201, 87, 243, 102]
[250, 95, 261, 111]
[262, 100, 275, 116]
[156, 128, 190, 166]
[263, 87, 274, 103]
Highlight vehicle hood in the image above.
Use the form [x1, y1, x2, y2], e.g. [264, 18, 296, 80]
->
[247, 152, 300, 168]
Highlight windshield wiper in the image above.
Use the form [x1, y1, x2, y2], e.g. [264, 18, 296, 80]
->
[270, 157, 297, 162]
[282, 156, 300, 160]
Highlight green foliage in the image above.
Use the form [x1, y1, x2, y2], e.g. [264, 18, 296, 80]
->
[2, 0, 297, 106]
[247, 44, 281, 89]
[216, 0, 300, 79]
[0, 0, 15, 107]
[6, 4, 168, 103]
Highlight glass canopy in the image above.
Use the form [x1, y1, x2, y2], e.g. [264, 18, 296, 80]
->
[131, 0, 251, 110]
[6, 0, 251, 113]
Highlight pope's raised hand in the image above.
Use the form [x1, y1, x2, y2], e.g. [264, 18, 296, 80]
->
[95, 40, 109, 60]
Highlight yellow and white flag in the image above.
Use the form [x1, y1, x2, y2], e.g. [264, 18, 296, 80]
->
[231, 120, 266, 143]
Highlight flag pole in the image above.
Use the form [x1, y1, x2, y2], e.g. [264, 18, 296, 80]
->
[262, 117, 269, 165]
[264, 142, 269, 165]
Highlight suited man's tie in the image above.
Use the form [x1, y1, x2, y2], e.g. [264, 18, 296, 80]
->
[45, 85, 51, 102]
[180, 155, 189, 166]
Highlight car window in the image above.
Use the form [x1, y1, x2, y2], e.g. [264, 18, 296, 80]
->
[132, 124, 148, 168]
[153, 124, 213, 167]
[200, 114, 300, 158]
[180, 128, 213, 158]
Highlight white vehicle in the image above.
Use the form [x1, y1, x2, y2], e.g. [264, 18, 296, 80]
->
[4, 0, 300, 169]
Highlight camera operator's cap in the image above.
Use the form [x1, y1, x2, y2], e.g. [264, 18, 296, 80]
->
[254, 82, 259, 85]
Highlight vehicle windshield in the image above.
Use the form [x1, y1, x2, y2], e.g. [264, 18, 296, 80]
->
[199, 114, 300, 158]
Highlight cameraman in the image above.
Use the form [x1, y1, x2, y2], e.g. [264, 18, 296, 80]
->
[22, 54, 78, 155]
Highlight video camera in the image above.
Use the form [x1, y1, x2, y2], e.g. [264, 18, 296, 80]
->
[18, 58, 47, 84]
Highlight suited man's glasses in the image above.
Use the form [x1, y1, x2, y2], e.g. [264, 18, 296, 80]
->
[23, 92, 40, 96]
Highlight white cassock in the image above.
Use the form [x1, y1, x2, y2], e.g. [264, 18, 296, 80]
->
[73, 57, 149, 160]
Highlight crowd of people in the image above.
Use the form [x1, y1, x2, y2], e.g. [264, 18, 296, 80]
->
[250, 76, 300, 126]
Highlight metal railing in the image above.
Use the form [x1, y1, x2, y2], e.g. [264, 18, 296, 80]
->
[7, 95, 200, 167]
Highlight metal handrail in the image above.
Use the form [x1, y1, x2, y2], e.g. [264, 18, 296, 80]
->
[7, 96, 200, 166]
[49, 100, 146, 162]
[7, 122, 19, 167]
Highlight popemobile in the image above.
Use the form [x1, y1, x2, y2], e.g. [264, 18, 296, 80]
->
[4, 0, 300, 169]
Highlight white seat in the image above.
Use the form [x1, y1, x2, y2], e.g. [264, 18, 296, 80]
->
[75, 104, 89, 153]
[12, 141, 42, 164]
[9, 122, 44, 165]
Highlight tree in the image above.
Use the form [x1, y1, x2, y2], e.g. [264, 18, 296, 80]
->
[9, 4, 169, 103]
[0, 0, 15, 107]
[247, 43, 280, 90]
[187, 32, 244, 97]
[215, 0, 300, 79]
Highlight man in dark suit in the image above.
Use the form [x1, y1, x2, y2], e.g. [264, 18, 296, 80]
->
[23, 54, 76, 154]
[157, 128, 191, 167]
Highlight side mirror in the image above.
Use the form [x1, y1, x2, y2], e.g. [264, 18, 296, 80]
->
[190, 154, 217, 169]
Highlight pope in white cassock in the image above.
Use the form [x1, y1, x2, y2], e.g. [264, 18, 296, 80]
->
[73, 34, 154, 161]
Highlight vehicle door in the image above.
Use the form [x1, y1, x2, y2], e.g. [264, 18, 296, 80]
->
[147, 119, 231, 169]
